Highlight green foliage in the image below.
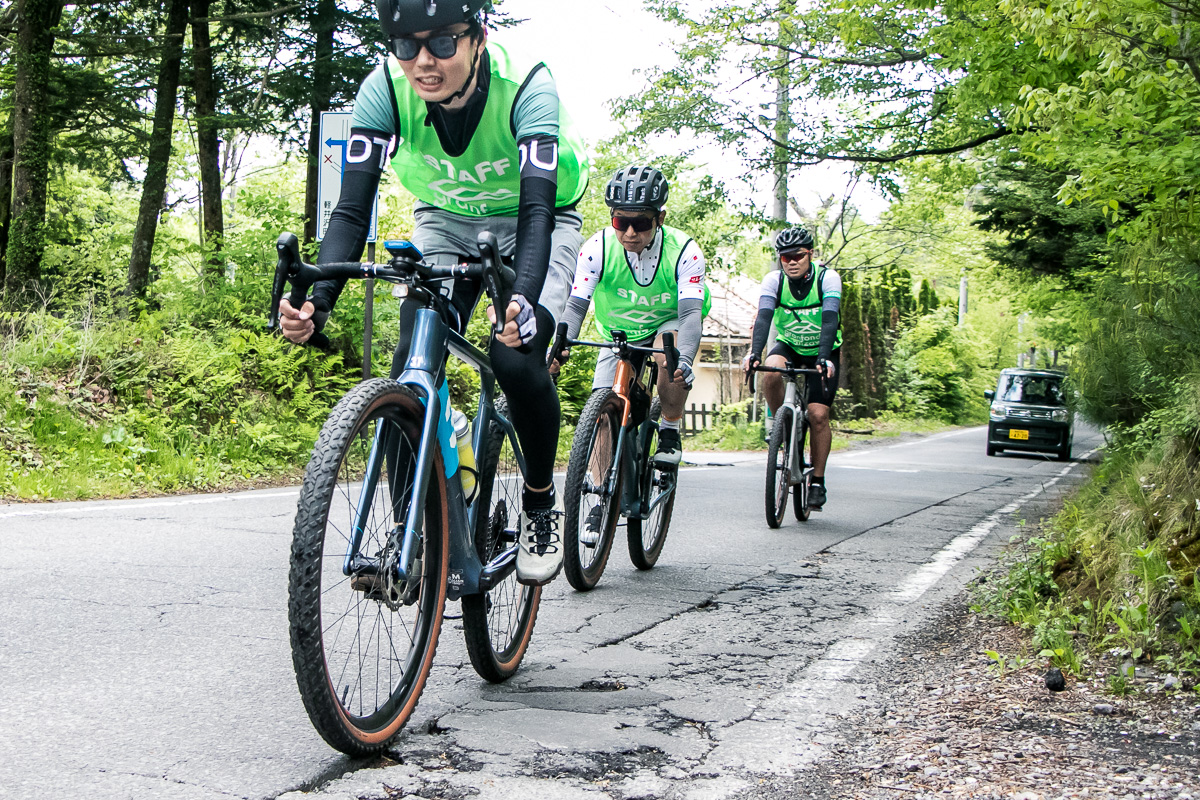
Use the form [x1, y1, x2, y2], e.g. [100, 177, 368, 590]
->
[972, 161, 1114, 289]
[887, 308, 989, 424]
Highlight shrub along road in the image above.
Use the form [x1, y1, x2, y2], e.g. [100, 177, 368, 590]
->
[0, 423, 1109, 799]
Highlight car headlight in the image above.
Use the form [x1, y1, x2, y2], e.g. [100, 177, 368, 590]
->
[1051, 408, 1069, 422]
[990, 402, 1007, 419]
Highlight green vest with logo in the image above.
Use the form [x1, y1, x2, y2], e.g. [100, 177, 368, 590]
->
[386, 44, 589, 217]
[772, 267, 842, 355]
[593, 226, 709, 342]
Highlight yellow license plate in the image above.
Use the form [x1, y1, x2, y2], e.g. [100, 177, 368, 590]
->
[1009, 429, 1030, 440]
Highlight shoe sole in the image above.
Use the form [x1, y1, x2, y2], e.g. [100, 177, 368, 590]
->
[517, 560, 563, 587]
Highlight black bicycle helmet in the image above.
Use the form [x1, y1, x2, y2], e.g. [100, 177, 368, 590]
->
[377, 0, 487, 38]
[605, 165, 669, 211]
[773, 226, 815, 253]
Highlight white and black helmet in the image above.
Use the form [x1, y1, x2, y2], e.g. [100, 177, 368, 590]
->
[605, 165, 669, 211]
[773, 226, 815, 253]
[377, 0, 487, 38]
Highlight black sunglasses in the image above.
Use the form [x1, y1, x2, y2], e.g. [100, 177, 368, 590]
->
[390, 31, 470, 61]
[611, 216, 656, 233]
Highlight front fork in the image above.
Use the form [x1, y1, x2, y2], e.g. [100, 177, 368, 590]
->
[342, 309, 449, 586]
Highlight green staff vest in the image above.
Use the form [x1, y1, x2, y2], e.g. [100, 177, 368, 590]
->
[593, 226, 709, 342]
[773, 267, 842, 355]
[386, 44, 589, 216]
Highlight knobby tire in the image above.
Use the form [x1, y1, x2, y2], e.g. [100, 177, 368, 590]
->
[627, 398, 674, 570]
[288, 379, 449, 757]
[765, 407, 793, 529]
[461, 397, 541, 682]
[793, 411, 812, 522]
[563, 389, 623, 591]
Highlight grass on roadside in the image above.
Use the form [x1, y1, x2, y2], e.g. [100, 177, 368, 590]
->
[973, 443, 1200, 693]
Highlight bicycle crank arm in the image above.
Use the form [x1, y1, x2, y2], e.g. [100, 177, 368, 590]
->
[477, 544, 520, 592]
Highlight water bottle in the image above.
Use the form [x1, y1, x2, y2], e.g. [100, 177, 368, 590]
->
[451, 410, 477, 500]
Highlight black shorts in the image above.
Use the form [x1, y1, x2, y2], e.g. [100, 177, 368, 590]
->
[767, 343, 840, 407]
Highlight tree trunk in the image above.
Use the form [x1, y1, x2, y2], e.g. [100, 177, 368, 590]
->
[127, 0, 190, 299]
[304, 0, 337, 245]
[192, 0, 225, 288]
[3, 0, 64, 310]
[0, 126, 14, 290]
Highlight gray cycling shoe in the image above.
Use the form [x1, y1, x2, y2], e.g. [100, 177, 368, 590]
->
[653, 428, 683, 466]
[516, 494, 564, 586]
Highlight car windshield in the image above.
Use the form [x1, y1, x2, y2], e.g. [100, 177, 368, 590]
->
[997, 374, 1065, 406]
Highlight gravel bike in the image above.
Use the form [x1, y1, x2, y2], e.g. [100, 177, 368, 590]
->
[550, 324, 680, 590]
[748, 364, 825, 528]
[269, 231, 539, 756]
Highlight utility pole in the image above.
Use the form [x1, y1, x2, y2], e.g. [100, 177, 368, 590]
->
[958, 272, 968, 326]
[771, 25, 790, 224]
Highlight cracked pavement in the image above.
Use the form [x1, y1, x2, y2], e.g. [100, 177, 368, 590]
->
[0, 424, 1104, 799]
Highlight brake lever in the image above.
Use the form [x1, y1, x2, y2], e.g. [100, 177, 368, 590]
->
[271, 232, 330, 349]
[662, 332, 679, 381]
[476, 231, 530, 355]
[548, 321, 570, 369]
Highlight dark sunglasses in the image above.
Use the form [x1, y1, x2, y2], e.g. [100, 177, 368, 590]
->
[611, 216, 656, 233]
[390, 30, 470, 61]
[779, 250, 811, 264]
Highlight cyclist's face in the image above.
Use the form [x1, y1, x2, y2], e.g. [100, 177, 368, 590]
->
[395, 24, 483, 105]
[613, 209, 663, 252]
[779, 249, 812, 278]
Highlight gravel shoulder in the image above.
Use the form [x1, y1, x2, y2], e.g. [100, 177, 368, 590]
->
[763, 477, 1200, 800]
[789, 598, 1200, 800]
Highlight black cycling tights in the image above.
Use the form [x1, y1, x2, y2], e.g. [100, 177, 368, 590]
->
[389, 284, 559, 491]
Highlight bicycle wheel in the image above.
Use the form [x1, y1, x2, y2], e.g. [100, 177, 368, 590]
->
[288, 379, 449, 757]
[563, 389, 623, 591]
[462, 397, 541, 683]
[793, 412, 812, 522]
[627, 398, 675, 570]
[765, 406, 793, 529]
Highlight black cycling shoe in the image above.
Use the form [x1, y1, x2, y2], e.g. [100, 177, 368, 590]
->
[654, 428, 683, 466]
[808, 482, 827, 509]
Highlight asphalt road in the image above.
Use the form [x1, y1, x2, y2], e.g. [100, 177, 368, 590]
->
[0, 423, 1104, 800]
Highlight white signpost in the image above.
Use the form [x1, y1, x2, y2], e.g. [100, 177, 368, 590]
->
[317, 111, 380, 378]
[316, 111, 379, 242]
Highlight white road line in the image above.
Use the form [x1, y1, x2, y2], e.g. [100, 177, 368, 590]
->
[837, 465, 920, 473]
[0, 489, 301, 520]
[840, 425, 983, 457]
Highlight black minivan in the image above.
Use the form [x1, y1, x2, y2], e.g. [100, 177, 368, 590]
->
[984, 368, 1073, 460]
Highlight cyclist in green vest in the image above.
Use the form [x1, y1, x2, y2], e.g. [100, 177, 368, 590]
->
[741, 227, 842, 510]
[557, 166, 707, 489]
[278, 0, 589, 586]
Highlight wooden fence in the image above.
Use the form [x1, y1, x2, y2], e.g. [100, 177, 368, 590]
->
[680, 401, 759, 436]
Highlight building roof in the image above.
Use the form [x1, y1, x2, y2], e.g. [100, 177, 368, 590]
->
[702, 272, 761, 341]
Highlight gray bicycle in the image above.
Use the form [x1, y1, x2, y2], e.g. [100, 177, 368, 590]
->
[749, 364, 824, 528]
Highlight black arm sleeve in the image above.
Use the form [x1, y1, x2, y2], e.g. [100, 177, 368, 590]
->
[750, 301, 775, 359]
[818, 310, 840, 362]
[308, 128, 390, 317]
[512, 135, 559, 303]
